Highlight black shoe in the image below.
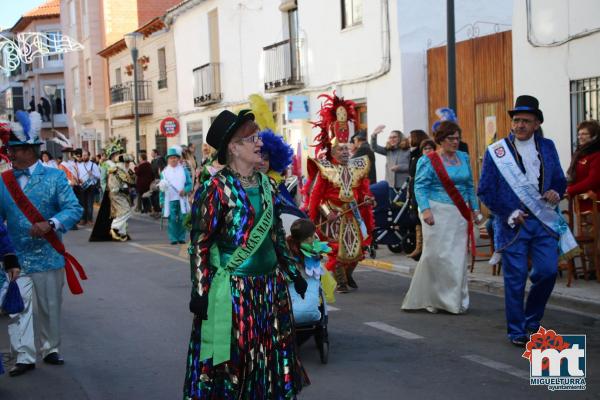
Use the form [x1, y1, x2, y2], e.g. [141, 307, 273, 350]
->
[178, 240, 186, 244]
[9, 363, 35, 377]
[170, 241, 178, 245]
[43, 352, 65, 365]
[347, 276, 358, 289]
[527, 326, 539, 335]
[335, 284, 350, 294]
[510, 337, 528, 347]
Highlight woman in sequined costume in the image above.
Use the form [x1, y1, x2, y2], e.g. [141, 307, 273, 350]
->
[184, 110, 308, 399]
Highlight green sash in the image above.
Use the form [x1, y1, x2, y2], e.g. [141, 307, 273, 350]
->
[200, 173, 273, 365]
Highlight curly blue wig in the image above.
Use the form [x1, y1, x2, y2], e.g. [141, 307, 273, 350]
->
[260, 129, 294, 174]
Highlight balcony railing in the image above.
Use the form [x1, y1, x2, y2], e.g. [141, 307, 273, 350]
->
[193, 63, 222, 107]
[110, 81, 151, 104]
[108, 81, 153, 119]
[263, 38, 303, 92]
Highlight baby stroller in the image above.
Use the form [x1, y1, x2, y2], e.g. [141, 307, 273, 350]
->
[369, 179, 417, 256]
[289, 278, 330, 364]
[281, 211, 330, 365]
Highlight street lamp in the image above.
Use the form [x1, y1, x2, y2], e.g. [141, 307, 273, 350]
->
[124, 31, 143, 161]
[43, 84, 57, 133]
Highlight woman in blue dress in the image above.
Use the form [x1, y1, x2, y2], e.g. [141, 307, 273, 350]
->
[402, 121, 481, 314]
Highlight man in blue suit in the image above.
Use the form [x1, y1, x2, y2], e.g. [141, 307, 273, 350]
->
[478, 96, 567, 347]
[0, 111, 82, 376]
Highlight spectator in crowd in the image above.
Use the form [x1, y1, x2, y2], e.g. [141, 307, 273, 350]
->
[40, 150, 58, 168]
[41, 97, 51, 122]
[150, 149, 166, 214]
[371, 125, 411, 189]
[567, 120, 600, 212]
[37, 100, 45, 121]
[352, 129, 377, 184]
[406, 131, 433, 259]
[28, 96, 35, 113]
[135, 152, 154, 214]
[77, 150, 101, 225]
[402, 121, 480, 314]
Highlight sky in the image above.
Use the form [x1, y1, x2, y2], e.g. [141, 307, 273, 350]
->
[0, 0, 48, 30]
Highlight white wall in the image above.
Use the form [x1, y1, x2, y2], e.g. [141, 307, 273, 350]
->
[170, 0, 404, 181]
[512, 0, 600, 169]
[397, 0, 512, 133]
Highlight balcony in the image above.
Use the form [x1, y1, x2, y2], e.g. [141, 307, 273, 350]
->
[193, 63, 222, 107]
[263, 39, 303, 93]
[108, 81, 153, 120]
[34, 56, 64, 74]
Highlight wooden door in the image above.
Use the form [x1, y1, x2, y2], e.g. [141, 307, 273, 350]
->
[355, 103, 367, 132]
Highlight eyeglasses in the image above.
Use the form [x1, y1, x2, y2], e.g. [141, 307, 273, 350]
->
[236, 134, 262, 144]
[512, 118, 535, 125]
[577, 131, 591, 137]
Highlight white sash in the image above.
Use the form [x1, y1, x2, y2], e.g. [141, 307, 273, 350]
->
[488, 138, 578, 258]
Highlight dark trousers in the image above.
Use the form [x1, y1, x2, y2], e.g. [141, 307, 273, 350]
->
[151, 191, 161, 213]
[80, 186, 96, 222]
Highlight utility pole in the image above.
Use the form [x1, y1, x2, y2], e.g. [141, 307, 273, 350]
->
[447, 0, 457, 112]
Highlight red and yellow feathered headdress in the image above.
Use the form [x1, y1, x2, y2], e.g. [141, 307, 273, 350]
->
[312, 91, 357, 160]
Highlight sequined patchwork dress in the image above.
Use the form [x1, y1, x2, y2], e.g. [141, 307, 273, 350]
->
[184, 168, 306, 399]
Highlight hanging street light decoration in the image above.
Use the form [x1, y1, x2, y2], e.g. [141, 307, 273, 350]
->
[0, 32, 83, 73]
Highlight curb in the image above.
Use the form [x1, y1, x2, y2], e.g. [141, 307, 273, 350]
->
[360, 259, 600, 317]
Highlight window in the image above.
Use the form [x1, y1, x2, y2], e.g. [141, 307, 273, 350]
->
[341, 0, 363, 29]
[570, 77, 600, 151]
[115, 67, 122, 85]
[54, 86, 67, 115]
[68, 0, 77, 37]
[44, 31, 64, 62]
[81, 0, 89, 38]
[157, 47, 167, 89]
[72, 66, 80, 111]
[85, 58, 93, 109]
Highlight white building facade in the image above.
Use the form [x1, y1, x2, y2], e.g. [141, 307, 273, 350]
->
[166, 0, 402, 179]
[512, 0, 600, 169]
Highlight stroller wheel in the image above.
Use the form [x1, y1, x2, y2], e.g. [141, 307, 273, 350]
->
[388, 243, 403, 253]
[315, 326, 329, 364]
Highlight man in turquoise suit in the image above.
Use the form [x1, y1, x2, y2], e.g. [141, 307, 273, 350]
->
[0, 111, 82, 376]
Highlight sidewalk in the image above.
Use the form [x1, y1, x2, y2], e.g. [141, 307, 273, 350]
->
[360, 246, 600, 316]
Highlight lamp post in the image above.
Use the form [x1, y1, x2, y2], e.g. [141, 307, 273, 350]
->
[124, 31, 143, 161]
[43, 84, 57, 133]
[446, 0, 457, 113]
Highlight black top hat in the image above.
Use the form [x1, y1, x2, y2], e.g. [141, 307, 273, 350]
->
[508, 95, 544, 123]
[206, 109, 255, 164]
[351, 129, 367, 142]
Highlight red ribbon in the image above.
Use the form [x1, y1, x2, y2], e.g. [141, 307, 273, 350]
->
[1, 170, 87, 294]
[427, 152, 476, 255]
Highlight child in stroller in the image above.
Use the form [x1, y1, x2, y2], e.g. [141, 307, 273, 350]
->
[286, 219, 330, 324]
[286, 218, 331, 364]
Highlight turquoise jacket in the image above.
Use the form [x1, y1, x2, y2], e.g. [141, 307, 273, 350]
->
[0, 162, 83, 274]
[414, 151, 479, 211]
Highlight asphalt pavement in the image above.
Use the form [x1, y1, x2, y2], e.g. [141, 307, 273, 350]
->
[0, 215, 598, 399]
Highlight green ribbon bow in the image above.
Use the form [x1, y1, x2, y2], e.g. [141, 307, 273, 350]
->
[200, 174, 273, 365]
[300, 240, 332, 258]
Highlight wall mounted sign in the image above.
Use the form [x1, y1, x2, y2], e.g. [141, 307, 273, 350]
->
[160, 117, 180, 137]
[285, 95, 310, 120]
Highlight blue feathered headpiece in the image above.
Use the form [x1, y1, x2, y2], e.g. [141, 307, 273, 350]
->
[8, 111, 43, 146]
[431, 107, 457, 133]
[260, 129, 294, 174]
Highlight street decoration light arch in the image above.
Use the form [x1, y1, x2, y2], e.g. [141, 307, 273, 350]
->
[0, 32, 83, 73]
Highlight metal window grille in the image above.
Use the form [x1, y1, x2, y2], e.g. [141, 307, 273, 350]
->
[570, 77, 600, 151]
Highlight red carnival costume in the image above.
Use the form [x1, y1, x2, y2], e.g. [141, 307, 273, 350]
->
[305, 93, 374, 292]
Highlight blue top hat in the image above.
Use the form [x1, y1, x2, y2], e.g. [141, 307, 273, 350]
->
[7, 111, 44, 147]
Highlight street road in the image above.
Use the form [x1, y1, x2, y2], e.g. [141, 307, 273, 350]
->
[1, 215, 598, 399]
